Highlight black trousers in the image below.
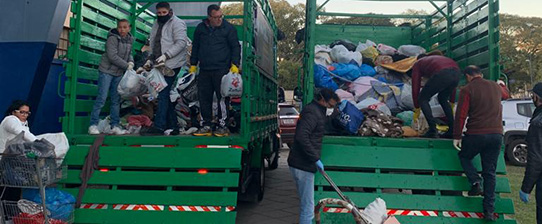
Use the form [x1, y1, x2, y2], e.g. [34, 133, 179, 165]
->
[458, 134, 502, 214]
[198, 69, 230, 128]
[418, 68, 460, 132]
[536, 177, 542, 224]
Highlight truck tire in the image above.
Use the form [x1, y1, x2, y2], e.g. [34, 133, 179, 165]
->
[507, 139, 528, 166]
[257, 159, 266, 201]
[268, 134, 279, 170]
[248, 159, 266, 202]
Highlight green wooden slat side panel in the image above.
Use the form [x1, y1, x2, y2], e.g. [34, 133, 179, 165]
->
[63, 170, 239, 187]
[72, 209, 236, 224]
[321, 144, 507, 174]
[319, 213, 516, 224]
[64, 146, 242, 169]
[315, 171, 511, 193]
[315, 192, 514, 214]
[61, 188, 237, 206]
[314, 25, 411, 48]
[66, 134, 245, 147]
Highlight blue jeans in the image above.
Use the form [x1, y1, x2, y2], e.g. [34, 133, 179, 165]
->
[153, 68, 181, 130]
[458, 134, 502, 214]
[89, 72, 122, 127]
[290, 167, 314, 224]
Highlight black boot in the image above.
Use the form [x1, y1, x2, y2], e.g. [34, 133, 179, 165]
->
[422, 128, 438, 138]
[468, 182, 483, 196]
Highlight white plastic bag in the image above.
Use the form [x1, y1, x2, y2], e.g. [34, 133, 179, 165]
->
[97, 117, 112, 134]
[398, 45, 426, 57]
[330, 45, 363, 66]
[170, 67, 191, 102]
[118, 69, 147, 98]
[35, 133, 69, 165]
[356, 98, 391, 116]
[315, 52, 333, 67]
[146, 68, 168, 101]
[361, 198, 388, 224]
[377, 44, 397, 55]
[221, 72, 243, 97]
[401, 83, 414, 110]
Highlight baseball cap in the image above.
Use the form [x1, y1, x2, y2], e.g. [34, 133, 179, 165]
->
[529, 82, 542, 97]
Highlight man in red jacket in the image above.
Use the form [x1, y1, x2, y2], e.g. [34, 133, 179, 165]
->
[412, 54, 460, 138]
[453, 65, 504, 221]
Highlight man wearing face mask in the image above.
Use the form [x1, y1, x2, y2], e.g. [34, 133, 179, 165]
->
[520, 82, 542, 223]
[288, 88, 339, 224]
[138, 2, 189, 135]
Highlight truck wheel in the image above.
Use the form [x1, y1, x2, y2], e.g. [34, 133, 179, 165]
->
[268, 135, 279, 170]
[507, 139, 528, 166]
[257, 159, 266, 201]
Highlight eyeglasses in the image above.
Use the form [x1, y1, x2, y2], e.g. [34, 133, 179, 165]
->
[15, 110, 31, 116]
[210, 15, 224, 20]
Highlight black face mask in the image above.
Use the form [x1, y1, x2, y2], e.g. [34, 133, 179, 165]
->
[157, 14, 171, 24]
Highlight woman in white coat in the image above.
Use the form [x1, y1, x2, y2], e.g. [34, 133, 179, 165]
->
[0, 100, 37, 153]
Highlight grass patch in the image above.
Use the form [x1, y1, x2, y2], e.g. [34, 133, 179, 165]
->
[503, 165, 536, 223]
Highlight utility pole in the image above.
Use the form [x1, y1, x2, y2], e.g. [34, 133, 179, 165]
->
[527, 58, 534, 88]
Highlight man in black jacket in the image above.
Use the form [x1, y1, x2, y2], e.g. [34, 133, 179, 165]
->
[191, 4, 241, 137]
[288, 88, 339, 224]
[520, 82, 542, 223]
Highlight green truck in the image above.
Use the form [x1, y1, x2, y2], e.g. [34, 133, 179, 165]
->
[300, 0, 517, 223]
[60, 0, 279, 223]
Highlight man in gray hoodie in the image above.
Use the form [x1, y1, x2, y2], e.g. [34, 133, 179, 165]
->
[88, 19, 133, 135]
[139, 2, 189, 135]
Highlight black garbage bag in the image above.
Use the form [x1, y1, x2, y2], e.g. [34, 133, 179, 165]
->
[330, 39, 357, 52]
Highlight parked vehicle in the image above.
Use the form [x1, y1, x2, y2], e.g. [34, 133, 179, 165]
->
[502, 98, 535, 166]
[279, 103, 299, 148]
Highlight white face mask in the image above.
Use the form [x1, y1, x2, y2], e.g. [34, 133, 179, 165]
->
[326, 108, 334, 116]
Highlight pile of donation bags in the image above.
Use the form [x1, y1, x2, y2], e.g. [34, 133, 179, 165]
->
[113, 64, 243, 134]
[315, 39, 446, 137]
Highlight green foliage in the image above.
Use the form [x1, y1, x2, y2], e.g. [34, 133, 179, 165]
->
[500, 14, 542, 93]
[278, 60, 302, 90]
[321, 16, 394, 26]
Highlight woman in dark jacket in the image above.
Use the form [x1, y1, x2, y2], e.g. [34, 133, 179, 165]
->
[88, 19, 134, 135]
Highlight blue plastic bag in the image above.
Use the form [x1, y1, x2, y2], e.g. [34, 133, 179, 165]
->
[338, 100, 365, 134]
[22, 188, 75, 221]
[359, 64, 377, 77]
[314, 64, 338, 91]
[330, 63, 362, 81]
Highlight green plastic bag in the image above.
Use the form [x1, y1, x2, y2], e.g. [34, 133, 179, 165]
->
[397, 111, 414, 127]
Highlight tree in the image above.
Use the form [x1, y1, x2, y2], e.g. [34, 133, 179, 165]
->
[499, 14, 542, 93]
[322, 15, 394, 26]
[222, 0, 306, 90]
[393, 9, 429, 26]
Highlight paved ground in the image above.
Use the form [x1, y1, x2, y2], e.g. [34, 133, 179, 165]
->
[236, 146, 300, 224]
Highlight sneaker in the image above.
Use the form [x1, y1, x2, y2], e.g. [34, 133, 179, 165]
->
[111, 126, 127, 135]
[140, 126, 164, 136]
[193, 126, 212, 136]
[468, 182, 483, 196]
[422, 129, 438, 138]
[88, 125, 100, 135]
[185, 127, 198, 135]
[440, 130, 453, 139]
[214, 127, 230, 137]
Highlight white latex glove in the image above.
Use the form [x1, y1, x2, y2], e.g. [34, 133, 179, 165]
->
[156, 54, 167, 64]
[127, 62, 134, 70]
[453, 139, 462, 151]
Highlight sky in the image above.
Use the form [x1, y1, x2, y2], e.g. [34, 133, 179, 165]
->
[283, 0, 542, 18]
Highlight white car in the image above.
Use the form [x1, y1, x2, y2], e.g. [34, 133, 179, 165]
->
[502, 99, 535, 166]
